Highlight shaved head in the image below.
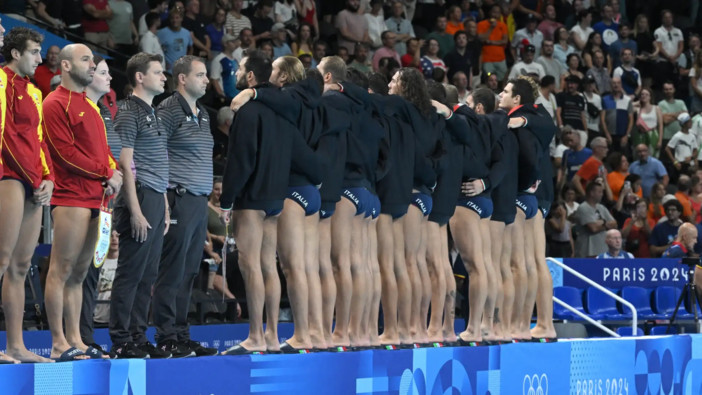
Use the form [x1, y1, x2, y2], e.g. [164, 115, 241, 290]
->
[59, 44, 95, 88]
[679, 223, 698, 251]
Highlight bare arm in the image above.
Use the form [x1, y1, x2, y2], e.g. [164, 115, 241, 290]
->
[83, 3, 112, 19]
[572, 174, 586, 196]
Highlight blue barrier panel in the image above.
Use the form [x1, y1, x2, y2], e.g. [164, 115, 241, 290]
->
[549, 258, 688, 289]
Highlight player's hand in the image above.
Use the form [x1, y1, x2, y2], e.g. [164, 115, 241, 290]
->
[461, 179, 485, 197]
[33, 180, 54, 206]
[106, 170, 123, 196]
[431, 100, 451, 118]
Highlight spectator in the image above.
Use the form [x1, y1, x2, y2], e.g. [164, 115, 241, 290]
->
[225, 0, 251, 39]
[274, 0, 298, 30]
[649, 199, 684, 257]
[271, 23, 292, 59]
[385, 0, 414, 56]
[463, 20, 482, 86]
[453, 71, 469, 104]
[570, 8, 593, 51]
[632, 14, 658, 88]
[612, 48, 641, 98]
[691, 175, 702, 223]
[665, 112, 698, 181]
[512, 14, 544, 60]
[365, 0, 385, 50]
[592, 4, 618, 50]
[298, 0, 318, 38]
[444, 31, 472, 83]
[401, 37, 422, 70]
[373, 31, 402, 72]
[536, 40, 565, 91]
[596, 229, 634, 258]
[658, 82, 688, 149]
[157, 9, 194, 73]
[582, 74, 602, 142]
[563, 184, 580, 219]
[553, 26, 575, 68]
[609, 24, 637, 69]
[349, 43, 372, 73]
[572, 180, 618, 257]
[420, 38, 447, 80]
[654, 9, 684, 84]
[445, 5, 465, 36]
[336, 0, 369, 55]
[556, 74, 586, 131]
[586, 50, 612, 96]
[630, 146, 669, 198]
[83, 0, 114, 49]
[559, 130, 592, 189]
[291, 23, 314, 57]
[213, 107, 233, 165]
[477, 5, 509, 81]
[485, 71, 500, 95]
[689, 52, 702, 114]
[647, 183, 666, 223]
[537, 4, 563, 42]
[183, 0, 212, 59]
[138, 0, 168, 37]
[108, 0, 138, 54]
[675, 175, 694, 221]
[91, 231, 119, 327]
[677, 34, 700, 102]
[601, 77, 633, 153]
[339, 47, 350, 63]
[426, 15, 454, 58]
[36, 0, 83, 35]
[607, 151, 630, 201]
[310, 40, 327, 69]
[232, 28, 255, 63]
[622, 198, 655, 257]
[140, 12, 166, 68]
[536, 75, 557, 122]
[583, 33, 612, 72]
[560, 53, 584, 90]
[210, 33, 240, 102]
[546, 202, 574, 258]
[206, 7, 227, 59]
[250, 0, 274, 45]
[34, 45, 61, 98]
[573, 137, 612, 200]
[376, 56, 400, 82]
[499, 2, 516, 43]
[260, 41, 275, 60]
[509, 44, 545, 80]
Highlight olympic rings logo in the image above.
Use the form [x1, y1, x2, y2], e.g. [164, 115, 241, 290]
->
[523, 374, 549, 395]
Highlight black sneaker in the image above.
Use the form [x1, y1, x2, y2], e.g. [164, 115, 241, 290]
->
[111, 342, 150, 359]
[157, 339, 195, 358]
[179, 339, 218, 357]
[138, 341, 172, 359]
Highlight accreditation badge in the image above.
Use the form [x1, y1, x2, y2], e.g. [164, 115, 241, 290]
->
[94, 196, 114, 268]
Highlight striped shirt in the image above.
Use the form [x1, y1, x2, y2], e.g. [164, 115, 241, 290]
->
[114, 95, 168, 193]
[224, 12, 251, 39]
[99, 101, 121, 161]
[156, 91, 213, 196]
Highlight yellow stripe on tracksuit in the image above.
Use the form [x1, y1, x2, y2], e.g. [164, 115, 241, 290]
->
[0, 69, 7, 166]
[27, 83, 51, 178]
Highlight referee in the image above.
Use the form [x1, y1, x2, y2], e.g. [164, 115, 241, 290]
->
[153, 55, 217, 357]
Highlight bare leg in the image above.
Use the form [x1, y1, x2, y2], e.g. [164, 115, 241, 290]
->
[510, 210, 529, 339]
[330, 199, 355, 347]
[441, 226, 458, 342]
[377, 214, 399, 344]
[367, 217, 382, 346]
[426, 221, 447, 343]
[304, 213, 325, 348]
[276, 200, 311, 349]
[480, 218, 498, 341]
[261, 215, 281, 350]
[521, 218, 538, 337]
[233, 210, 267, 351]
[394, 214, 411, 344]
[44, 206, 91, 359]
[498, 221, 515, 341]
[403, 206, 423, 343]
[449, 207, 487, 343]
[318, 217, 336, 345]
[348, 213, 368, 347]
[530, 212, 557, 339]
[415, 218, 431, 343]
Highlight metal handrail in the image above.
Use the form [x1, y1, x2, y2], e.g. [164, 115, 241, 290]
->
[547, 257, 638, 336]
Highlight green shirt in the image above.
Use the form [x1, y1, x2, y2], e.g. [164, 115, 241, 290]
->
[658, 99, 688, 140]
[426, 31, 454, 58]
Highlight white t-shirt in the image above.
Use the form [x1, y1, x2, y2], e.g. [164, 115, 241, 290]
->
[613, 66, 642, 88]
[508, 61, 546, 79]
[365, 13, 386, 49]
[274, 2, 296, 23]
[654, 26, 684, 61]
[690, 113, 702, 160]
[139, 31, 166, 68]
[536, 92, 557, 123]
[570, 25, 593, 47]
[667, 131, 697, 162]
[582, 91, 602, 132]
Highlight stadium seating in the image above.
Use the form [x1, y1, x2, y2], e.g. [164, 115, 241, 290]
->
[585, 287, 628, 320]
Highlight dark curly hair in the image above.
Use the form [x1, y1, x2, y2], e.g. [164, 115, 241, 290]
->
[2, 27, 43, 62]
[396, 67, 433, 118]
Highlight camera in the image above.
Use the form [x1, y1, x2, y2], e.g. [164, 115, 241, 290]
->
[681, 257, 700, 268]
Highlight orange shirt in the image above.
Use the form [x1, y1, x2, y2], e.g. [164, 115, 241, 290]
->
[608, 171, 627, 201]
[575, 156, 605, 191]
[477, 20, 508, 63]
[675, 191, 693, 219]
[648, 202, 664, 223]
[446, 21, 465, 36]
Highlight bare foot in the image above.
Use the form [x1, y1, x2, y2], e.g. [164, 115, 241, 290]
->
[458, 330, 482, 343]
[443, 331, 458, 343]
[0, 352, 20, 364]
[378, 333, 400, 345]
[331, 333, 351, 348]
[426, 329, 444, 343]
[264, 333, 280, 351]
[6, 347, 53, 363]
[284, 337, 313, 350]
[530, 326, 557, 339]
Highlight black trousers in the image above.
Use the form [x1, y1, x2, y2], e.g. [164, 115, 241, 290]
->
[80, 262, 100, 345]
[109, 186, 165, 345]
[153, 191, 208, 343]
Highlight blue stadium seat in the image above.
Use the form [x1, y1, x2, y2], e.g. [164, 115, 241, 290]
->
[619, 286, 663, 320]
[585, 287, 627, 320]
[653, 286, 694, 319]
[649, 326, 678, 335]
[616, 326, 644, 336]
[553, 286, 587, 320]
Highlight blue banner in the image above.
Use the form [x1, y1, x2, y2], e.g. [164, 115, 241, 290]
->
[550, 258, 689, 289]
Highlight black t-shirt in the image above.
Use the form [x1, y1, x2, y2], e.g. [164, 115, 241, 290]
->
[183, 15, 209, 45]
[556, 92, 586, 130]
[250, 15, 274, 46]
[41, 0, 83, 26]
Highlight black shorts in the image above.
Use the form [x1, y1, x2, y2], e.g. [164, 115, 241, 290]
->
[319, 201, 336, 219]
[50, 205, 100, 219]
[410, 192, 433, 216]
[287, 184, 321, 216]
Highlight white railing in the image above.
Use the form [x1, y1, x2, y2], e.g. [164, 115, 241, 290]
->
[547, 257, 638, 337]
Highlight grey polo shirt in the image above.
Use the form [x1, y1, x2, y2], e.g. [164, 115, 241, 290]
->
[156, 91, 213, 196]
[114, 95, 169, 193]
